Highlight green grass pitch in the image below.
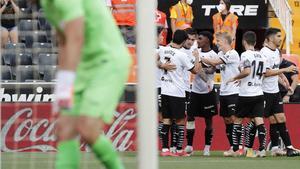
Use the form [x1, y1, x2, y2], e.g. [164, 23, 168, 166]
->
[2, 151, 300, 169]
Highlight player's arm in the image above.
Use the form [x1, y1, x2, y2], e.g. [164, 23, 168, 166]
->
[190, 49, 202, 74]
[227, 67, 251, 84]
[264, 65, 298, 77]
[61, 17, 84, 71]
[53, 0, 84, 112]
[201, 57, 224, 67]
[203, 66, 216, 74]
[156, 54, 176, 71]
[288, 74, 299, 95]
[279, 73, 290, 89]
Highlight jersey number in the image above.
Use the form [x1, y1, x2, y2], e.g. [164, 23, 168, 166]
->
[164, 57, 171, 74]
[251, 61, 264, 79]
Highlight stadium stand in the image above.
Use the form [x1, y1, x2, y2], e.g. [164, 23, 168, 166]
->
[15, 65, 40, 82]
[38, 53, 58, 66]
[1, 66, 12, 81]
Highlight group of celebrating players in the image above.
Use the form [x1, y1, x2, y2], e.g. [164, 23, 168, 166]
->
[156, 27, 300, 157]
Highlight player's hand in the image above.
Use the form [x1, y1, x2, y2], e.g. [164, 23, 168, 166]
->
[52, 70, 76, 115]
[283, 95, 290, 103]
[161, 62, 176, 71]
[192, 49, 199, 58]
[226, 78, 235, 85]
[285, 65, 298, 73]
[287, 87, 294, 96]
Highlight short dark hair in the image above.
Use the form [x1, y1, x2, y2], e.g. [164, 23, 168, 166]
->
[243, 31, 256, 46]
[173, 30, 188, 45]
[184, 28, 197, 36]
[216, 32, 232, 45]
[198, 31, 213, 47]
[222, 0, 231, 11]
[265, 27, 281, 40]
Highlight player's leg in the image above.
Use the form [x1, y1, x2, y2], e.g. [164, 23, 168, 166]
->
[75, 57, 130, 168]
[184, 92, 198, 155]
[273, 112, 300, 156]
[203, 116, 213, 156]
[55, 115, 80, 169]
[253, 117, 267, 157]
[264, 92, 282, 155]
[77, 116, 124, 169]
[170, 120, 178, 153]
[244, 120, 257, 157]
[160, 95, 172, 156]
[226, 116, 242, 157]
[157, 88, 163, 142]
[219, 96, 234, 149]
[203, 91, 217, 156]
[172, 96, 188, 156]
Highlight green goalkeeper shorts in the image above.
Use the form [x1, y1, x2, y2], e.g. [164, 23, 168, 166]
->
[61, 56, 130, 124]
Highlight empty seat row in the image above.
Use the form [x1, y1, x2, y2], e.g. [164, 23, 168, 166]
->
[1, 65, 57, 82]
[2, 53, 58, 66]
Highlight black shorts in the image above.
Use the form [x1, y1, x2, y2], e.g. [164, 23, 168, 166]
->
[236, 95, 264, 118]
[185, 91, 191, 112]
[161, 94, 186, 120]
[157, 88, 162, 112]
[264, 92, 284, 117]
[188, 91, 218, 119]
[219, 94, 238, 117]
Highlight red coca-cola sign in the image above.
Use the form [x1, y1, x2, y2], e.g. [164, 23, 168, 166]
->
[1, 102, 300, 152]
[1, 103, 137, 152]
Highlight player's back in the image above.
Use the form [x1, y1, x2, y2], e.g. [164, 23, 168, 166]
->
[239, 50, 266, 97]
[158, 46, 193, 97]
[41, 0, 130, 66]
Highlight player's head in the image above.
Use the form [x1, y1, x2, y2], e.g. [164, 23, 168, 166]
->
[172, 29, 188, 46]
[183, 28, 197, 49]
[242, 31, 257, 48]
[219, 0, 231, 12]
[197, 31, 213, 49]
[216, 32, 232, 51]
[265, 27, 282, 48]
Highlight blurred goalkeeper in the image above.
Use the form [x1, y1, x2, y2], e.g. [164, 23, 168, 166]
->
[40, 0, 131, 169]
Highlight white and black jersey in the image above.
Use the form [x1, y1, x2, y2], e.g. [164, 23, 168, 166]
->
[158, 46, 195, 98]
[180, 47, 195, 92]
[260, 47, 281, 93]
[192, 49, 218, 94]
[239, 50, 266, 97]
[218, 50, 240, 96]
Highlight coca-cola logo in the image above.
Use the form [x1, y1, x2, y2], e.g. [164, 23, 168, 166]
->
[1, 106, 137, 152]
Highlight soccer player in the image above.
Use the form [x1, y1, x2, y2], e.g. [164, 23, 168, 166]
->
[260, 28, 300, 157]
[167, 28, 198, 154]
[227, 31, 267, 157]
[201, 32, 241, 156]
[185, 31, 218, 156]
[158, 30, 201, 156]
[41, 0, 131, 169]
